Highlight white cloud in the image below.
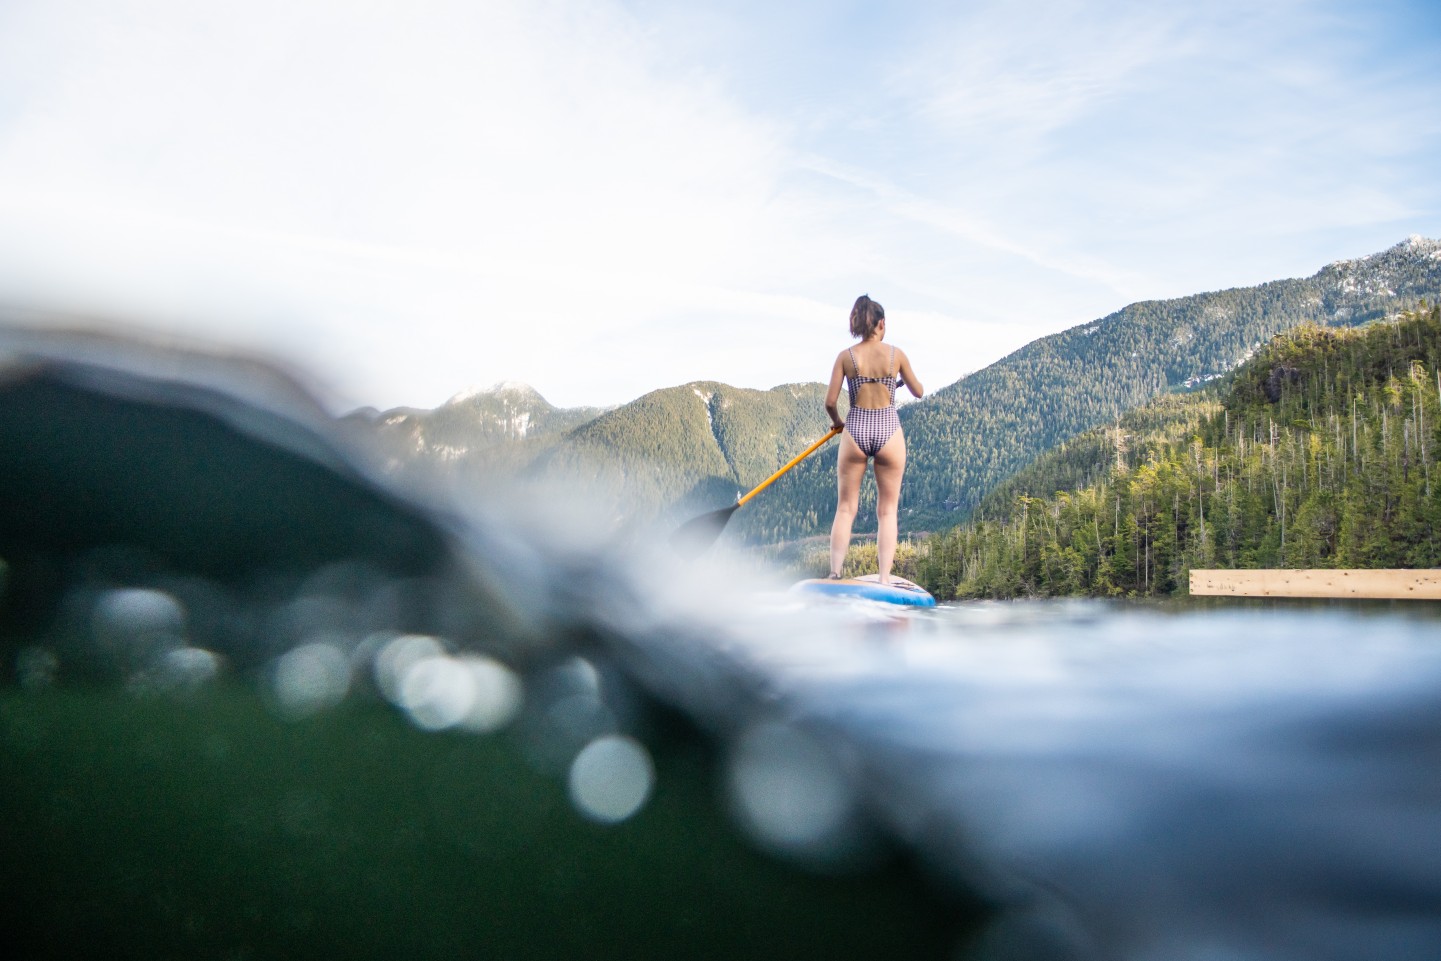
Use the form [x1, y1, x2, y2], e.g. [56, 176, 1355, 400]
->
[0, 0, 844, 408]
[863, 0, 1439, 296]
[890, 0, 1187, 145]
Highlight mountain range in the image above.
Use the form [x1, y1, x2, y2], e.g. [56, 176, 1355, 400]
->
[894, 234, 1441, 528]
[352, 236, 1441, 544]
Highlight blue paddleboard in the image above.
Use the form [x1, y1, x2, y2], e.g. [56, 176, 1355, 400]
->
[791, 574, 937, 608]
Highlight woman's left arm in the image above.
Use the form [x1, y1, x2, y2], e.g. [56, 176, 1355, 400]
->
[897, 350, 924, 398]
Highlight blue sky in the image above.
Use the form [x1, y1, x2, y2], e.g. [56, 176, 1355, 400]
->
[0, 0, 1436, 411]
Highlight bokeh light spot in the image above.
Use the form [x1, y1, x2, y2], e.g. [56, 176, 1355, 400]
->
[373, 633, 447, 705]
[16, 646, 59, 690]
[157, 646, 222, 692]
[398, 656, 476, 731]
[91, 587, 187, 661]
[458, 656, 524, 732]
[270, 642, 351, 719]
[726, 721, 856, 857]
[568, 735, 654, 824]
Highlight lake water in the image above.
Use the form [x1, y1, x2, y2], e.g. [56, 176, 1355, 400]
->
[4, 328, 1441, 960]
[683, 594, 1441, 961]
[11, 579, 1441, 960]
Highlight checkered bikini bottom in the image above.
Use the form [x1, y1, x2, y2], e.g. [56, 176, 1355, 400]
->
[845, 405, 902, 457]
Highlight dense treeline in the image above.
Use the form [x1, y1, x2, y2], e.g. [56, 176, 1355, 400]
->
[906, 307, 1441, 599]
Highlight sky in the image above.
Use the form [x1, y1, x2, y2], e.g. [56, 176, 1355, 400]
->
[0, 0, 1437, 412]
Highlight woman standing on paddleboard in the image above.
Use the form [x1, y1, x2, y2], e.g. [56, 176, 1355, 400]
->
[824, 295, 924, 584]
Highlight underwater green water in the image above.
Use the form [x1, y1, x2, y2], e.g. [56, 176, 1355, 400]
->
[0, 685, 977, 961]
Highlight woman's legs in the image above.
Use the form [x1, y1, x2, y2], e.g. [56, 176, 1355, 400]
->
[872, 431, 907, 583]
[830, 431, 868, 576]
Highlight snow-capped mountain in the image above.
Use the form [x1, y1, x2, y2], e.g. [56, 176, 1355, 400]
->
[1316, 235, 1441, 319]
[354, 382, 605, 469]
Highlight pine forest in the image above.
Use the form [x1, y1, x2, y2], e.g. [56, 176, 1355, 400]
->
[901, 306, 1441, 599]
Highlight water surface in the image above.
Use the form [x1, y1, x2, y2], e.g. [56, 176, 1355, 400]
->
[695, 596, 1441, 960]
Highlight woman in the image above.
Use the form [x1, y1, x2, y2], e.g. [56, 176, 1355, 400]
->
[825, 294, 924, 584]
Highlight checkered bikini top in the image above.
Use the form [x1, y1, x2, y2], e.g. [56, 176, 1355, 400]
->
[846, 346, 898, 408]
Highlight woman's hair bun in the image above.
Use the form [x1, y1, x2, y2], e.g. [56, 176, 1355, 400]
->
[849, 295, 885, 338]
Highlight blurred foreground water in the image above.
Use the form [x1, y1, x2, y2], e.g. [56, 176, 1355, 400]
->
[3, 322, 1441, 961]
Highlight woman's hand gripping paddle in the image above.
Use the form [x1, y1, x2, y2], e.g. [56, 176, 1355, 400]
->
[670, 426, 843, 557]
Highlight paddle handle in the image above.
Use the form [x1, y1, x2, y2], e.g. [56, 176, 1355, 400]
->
[734, 425, 843, 508]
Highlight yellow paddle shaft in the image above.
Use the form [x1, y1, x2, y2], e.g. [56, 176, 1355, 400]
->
[734, 425, 843, 509]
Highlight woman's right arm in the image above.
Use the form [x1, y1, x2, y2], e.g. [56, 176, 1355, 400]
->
[824, 352, 846, 430]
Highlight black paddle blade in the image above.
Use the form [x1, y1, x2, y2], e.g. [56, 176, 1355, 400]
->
[669, 503, 740, 557]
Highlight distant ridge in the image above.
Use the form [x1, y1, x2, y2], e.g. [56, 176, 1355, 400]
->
[446, 381, 545, 406]
[891, 234, 1441, 526]
[351, 382, 605, 476]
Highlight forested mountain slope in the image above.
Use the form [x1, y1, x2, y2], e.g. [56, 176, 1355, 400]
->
[906, 306, 1441, 599]
[354, 379, 834, 528]
[897, 236, 1441, 530]
[526, 381, 831, 524]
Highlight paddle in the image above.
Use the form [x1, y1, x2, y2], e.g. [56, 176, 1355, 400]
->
[670, 425, 843, 556]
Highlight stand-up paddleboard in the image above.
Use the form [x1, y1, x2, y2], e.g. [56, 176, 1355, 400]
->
[791, 574, 937, 608]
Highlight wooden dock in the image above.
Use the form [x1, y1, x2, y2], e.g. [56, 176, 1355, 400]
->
[1190, 569, 1441, 600]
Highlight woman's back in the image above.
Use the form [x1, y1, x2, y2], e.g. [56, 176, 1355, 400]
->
[845, 341, 900, 410]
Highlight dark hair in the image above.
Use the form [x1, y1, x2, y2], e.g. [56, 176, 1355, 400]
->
[849, 295, 885, 339]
